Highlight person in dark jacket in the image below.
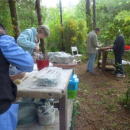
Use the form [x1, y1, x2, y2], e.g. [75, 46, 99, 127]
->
[0, 23, 34, 130]
[112, 34, 125, 77]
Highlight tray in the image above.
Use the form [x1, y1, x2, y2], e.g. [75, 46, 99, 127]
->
[53, 62, 77, 69]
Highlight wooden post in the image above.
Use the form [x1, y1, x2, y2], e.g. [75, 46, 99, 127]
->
[36, 0, 45, 54]
[59, 0, 65, 52]
[59, 93, 68, 130]
[97, 50, 101, 68]
[102, 51, 108, 71]
[8, 0, 20, 40]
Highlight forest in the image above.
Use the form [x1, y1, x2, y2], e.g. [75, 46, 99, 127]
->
[1, 0, 130, 54]
[1, 1, 130, 129]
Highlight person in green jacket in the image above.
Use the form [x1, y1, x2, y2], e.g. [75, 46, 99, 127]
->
[17, 25, 50, 56]
[86, 27, 101, 74]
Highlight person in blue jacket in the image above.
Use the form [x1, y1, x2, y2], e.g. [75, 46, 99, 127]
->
[0, 23, 34, 130]
[17, 25, 50, 56]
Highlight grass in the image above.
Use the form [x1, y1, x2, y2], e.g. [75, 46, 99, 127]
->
[78, 82, 90, 93]
[106, 89, 117, 95]
[71, 100, 80, 130]
[99, 82, 109, 87]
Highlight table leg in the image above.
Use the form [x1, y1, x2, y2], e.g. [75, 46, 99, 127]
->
[102, 51, 108, 71]
[59, 93, 68, 130]
[97, 50, 101, 67]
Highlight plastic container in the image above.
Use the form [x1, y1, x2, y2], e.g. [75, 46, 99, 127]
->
[71, 74, 78, 79]
[68, 75, 79, 91]
[36, 60, 49, 71]
[17, 103, 38, 125]
[37, 107, 55, 126]
[37, 67, 62, 86]
[68, 90, 77, 99]
[125, 45, 130, 50]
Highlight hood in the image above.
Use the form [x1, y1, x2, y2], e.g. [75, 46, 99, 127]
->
[31, 27, 37, 38]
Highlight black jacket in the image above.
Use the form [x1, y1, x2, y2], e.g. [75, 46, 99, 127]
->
[113, 34, 125, 55]
[0, 34, 17, 114]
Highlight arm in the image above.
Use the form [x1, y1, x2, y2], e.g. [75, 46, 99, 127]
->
[17, 29, 36, 49]
[92, 34, 99, 47]
[0, 35, 34, 72]
[112, 36, 122, 52]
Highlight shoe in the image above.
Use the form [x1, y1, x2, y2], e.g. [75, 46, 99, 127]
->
[116, 74, 125, 78]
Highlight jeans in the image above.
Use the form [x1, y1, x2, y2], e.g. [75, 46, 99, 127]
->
[115, 53, 124, 74]
[87, 53, 96, 73]
[0, 104, 19, 130]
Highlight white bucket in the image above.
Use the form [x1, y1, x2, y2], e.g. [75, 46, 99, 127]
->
[37, 108, 55, 126]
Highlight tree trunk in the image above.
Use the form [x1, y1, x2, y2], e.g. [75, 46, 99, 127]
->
[8, 0, 20, 40]
[86, 0, 91, 32]
[59, 0, 65, 52]
[36, 0, 45, 55]
[93, 0, 96, 29]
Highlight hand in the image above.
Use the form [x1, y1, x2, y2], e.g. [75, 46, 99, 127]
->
[34, 45, 39, 53]
[109, 45, 113, 49]
[32, 56, 36, 63]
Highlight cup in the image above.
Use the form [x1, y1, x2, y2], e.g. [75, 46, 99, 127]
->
[36, 60, 49, 71]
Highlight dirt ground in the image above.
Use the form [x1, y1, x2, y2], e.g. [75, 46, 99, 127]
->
[74, 62, 130, 130]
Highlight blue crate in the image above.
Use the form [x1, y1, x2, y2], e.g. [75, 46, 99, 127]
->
[68, 74, 79, 91]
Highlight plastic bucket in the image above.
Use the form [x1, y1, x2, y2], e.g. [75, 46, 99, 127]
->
[37, 108, 55, 126]
[36, 60, 49, 71]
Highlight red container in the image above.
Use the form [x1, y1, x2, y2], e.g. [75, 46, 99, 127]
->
[125, 45, 130, 50]
[36, 60, 49, 71]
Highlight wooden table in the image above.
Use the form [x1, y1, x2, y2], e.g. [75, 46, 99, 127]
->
[97, 48, 130, 70]
[97, 48, 113, 70]
[16, 68, 73, 130]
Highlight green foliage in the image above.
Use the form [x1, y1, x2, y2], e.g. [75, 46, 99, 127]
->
[119, 88, 130, 108]
[64, 18, 87, 53]
[46, 23, 63, 52]
[0, 0, 14, 36]
[116, 11, 130, 21]
[71, 100, 80, 130]
[46, 17, 87, 53]
[119, 52, 130, 109]
[17, 0, 38, 31]
[96, 0, 130, 46]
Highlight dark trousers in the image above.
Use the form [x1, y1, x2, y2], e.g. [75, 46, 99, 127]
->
[114, 53, 124, 74]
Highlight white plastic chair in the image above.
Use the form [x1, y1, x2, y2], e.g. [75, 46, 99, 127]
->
[71, 46, 82, 63]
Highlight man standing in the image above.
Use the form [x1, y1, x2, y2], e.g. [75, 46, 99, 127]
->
[112, 34, 125, 77]
[86, 27, 101, 74]
[0, 23, 34, 130]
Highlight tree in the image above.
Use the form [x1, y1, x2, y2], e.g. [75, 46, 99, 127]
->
[8, 0, 20, 40]
[93, 0, 96, 28]
[36, 0, 45, 54]
[59, 0, 65, 51]
[86, 0, 91, 31]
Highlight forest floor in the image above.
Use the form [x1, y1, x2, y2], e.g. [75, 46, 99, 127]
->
[74, 62, 130, 130]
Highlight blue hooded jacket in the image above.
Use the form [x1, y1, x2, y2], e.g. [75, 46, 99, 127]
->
[17, 27, 37, 55]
